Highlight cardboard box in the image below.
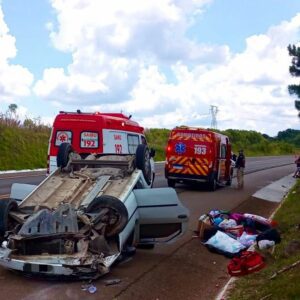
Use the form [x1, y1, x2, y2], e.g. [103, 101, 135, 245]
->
[197, 216, 213, 240]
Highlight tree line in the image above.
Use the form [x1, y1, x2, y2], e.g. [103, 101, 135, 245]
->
[0, 104, 50, 131]
[288, 44, 300, 118]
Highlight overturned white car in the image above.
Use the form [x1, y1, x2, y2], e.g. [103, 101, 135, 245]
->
[0, 143, 189, 279]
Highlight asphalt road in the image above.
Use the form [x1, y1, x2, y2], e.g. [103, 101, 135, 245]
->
[0, 155, 296, 300]
[0, 171, 46, 198]
[0, 155, 295, 196]
[153, 155, 295, 188]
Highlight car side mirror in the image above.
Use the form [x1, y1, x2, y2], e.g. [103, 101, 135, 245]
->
[150, 148, 156, 158]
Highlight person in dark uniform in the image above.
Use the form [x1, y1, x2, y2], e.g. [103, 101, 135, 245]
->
[293, 155, 300, 178]
[235, 149, 245, 188]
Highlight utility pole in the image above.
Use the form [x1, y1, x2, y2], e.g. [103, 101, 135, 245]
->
[210, 105, 218, 129]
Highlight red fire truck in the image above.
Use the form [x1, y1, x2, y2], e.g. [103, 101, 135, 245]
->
[165, 126, 233, 191]
[47, 111, 155, 184]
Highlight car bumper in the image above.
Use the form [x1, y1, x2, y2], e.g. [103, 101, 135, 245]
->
[166, 172, 209, 183]
[0, 246, 119, 278]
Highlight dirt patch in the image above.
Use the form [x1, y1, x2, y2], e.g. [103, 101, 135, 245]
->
[232, 196, 278, 218]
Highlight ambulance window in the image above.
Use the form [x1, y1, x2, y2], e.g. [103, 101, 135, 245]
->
[128, 134, 139, 154]
[55, 131, 72, 146]
[220, 144, 226, 158]
[81, 131, 99, 148]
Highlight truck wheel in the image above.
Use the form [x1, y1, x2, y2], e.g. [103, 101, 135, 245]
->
[57, 142, 73, 168]
[167, 179, 176, 188]
[86, 195, 128, 237]
[208, 173, 217, 191]
[0, 198, 18, 239]
[136, 144, 152, 185]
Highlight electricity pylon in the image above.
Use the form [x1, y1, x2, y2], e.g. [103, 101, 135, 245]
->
[210, 105, 218, 129]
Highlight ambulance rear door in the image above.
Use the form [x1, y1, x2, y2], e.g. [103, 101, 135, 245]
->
[49, 116, 102, 173]
[167, 131, 213, 178]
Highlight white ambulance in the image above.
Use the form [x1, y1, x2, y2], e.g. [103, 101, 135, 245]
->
[47, 111, 155, 185]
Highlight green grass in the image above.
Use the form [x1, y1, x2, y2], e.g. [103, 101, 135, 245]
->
[145, 128, 170, 161]
[228, 181, 300, 300]
[0, 124, 50, 170]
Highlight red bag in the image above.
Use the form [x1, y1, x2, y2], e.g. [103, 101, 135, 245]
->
[227, 251, 265, 276]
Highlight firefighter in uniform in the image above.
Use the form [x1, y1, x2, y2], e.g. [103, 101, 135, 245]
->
[235, 149, 245, 189]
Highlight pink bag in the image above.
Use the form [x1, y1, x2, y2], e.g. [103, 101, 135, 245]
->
[229, 213, 245, 224]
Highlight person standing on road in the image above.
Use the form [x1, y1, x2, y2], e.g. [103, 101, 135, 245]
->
[293, 155, 300, 178]
[235, 149, 245, 188]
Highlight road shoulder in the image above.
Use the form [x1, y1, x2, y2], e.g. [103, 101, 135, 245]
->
[215, 174, 297, 300]
[252, 174, 296, 203]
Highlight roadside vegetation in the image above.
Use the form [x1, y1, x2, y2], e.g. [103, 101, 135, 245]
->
[146, 128, 299, 161]
[0, 105, 299, 170]
[222, 129, 296, 157]
[0, 110, 50, 170]
[228, 180, 300, 300]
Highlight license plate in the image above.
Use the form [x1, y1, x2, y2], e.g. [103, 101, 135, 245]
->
[173, 164, 183, 170]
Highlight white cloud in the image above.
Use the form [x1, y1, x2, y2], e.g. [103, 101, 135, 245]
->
[34, 0, 225, 105]
[35, 1, 300, 135]
[0, 6, 33, 106]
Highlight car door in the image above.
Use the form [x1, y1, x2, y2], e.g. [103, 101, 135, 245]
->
[133, 188, 189, 244]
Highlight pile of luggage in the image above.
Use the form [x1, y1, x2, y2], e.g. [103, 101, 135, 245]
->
[197, 210, 281, 276]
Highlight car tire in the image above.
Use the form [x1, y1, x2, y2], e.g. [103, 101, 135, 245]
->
[136, 144, 152, 185]
[208, 173, 217, 191]
[86, 195, 128, 237]
[167, 179, 176, 188]
[0, 198, 18, 239]
[57, 142, 73, 168]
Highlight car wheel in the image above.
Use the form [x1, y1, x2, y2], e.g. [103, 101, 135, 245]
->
[0, 198, 18, 239]
[57, 142, 73, 168]
[86, 195, 128, 237]
[136, 144, 152, 185]
[167, 179, 176, 188]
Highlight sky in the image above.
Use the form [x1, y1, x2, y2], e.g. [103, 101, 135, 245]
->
[1, 0, 300, 136]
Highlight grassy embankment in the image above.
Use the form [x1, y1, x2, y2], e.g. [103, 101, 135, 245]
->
[228, 180, 300, 300]
[0, 124, 50, 170]
[0, 122, 299, 170]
